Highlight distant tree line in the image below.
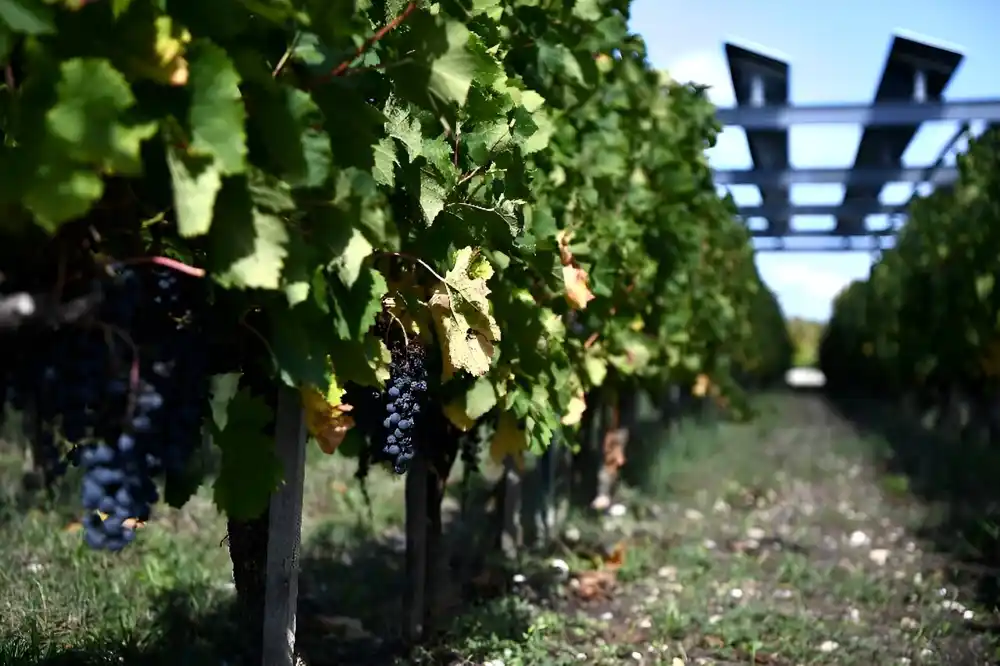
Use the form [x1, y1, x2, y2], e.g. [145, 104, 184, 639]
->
[786, 317, 825, 367]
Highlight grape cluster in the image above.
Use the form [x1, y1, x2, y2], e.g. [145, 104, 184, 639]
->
[380, 341, 428, 474]
[1, 263, 210, 552]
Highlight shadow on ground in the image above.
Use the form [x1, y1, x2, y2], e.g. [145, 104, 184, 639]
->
[0, 485, 536, 666]
[823, 389, 1000, 624]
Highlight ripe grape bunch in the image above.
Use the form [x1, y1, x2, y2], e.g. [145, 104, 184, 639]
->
[4, 262, 210, 552]
[380, 340, 428, 474]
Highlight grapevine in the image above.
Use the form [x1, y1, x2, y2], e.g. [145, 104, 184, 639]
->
[0, 0, 791, 577]
[821, 128, 1000, 401]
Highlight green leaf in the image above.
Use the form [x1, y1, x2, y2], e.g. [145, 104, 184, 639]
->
[372, 136, 397, 187]
[392, 14, 477, 112]
[209, 373, 242, 430]
[384, 99, 424, 162]
[329, 225, 374, 288]
[418, 169, 447, 226]
[0, 0, 53, 34]
[209, 178, 289, 289]
[188, 41, 247, 175]
[330, 265, 386, 341]
[460, 377, 497, 421]
[425, 20, 477, 107]
[246, 84, 331, 188]
[47, 58, 158, 175]
[166, 145, 223, 237]
[23, 164, 104, 232]
[571, 0, 602, 21]
[270, 302, 332, 387]
[212, 389, 282, 521]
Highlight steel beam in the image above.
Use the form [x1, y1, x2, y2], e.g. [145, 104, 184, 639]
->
[740, 203, 905, 218]
[753, 236, 897, 252]
[833, 34, 963, 238]
[714, 165, 959, 187]
[724, 42, 790, 237]
[713, 99, 999, 129]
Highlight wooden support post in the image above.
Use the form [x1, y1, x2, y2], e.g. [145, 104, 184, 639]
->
[500, 456, 522, 557]
[403, 453, 429, 644]
[262, 386, 308, 666]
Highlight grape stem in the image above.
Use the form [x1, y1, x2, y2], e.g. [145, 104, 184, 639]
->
[116, 256, 206, 278]
[320, 1, 417, 82]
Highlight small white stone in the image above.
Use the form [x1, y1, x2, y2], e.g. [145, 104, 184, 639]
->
[868, 548, 890, 566]
[746, 526, 766, 540]
[549, 558, 570, 576]
[658, 565, 677, 579]
[609, 503, 628, 517]
[819, 640, 840, 652]
[848, 530, 870, 547]
[592, 495, 612, 510]
[600, 611, 614, 621]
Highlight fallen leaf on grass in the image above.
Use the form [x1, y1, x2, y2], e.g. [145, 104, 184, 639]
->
[572, 568, 617, 600]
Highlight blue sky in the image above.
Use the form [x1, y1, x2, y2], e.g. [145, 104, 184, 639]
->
[627, 0, 999, 321]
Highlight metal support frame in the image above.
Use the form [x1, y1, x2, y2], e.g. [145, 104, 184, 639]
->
[724, 43, 790, 238]
[753, 235, 898, 252]
[833, 34, 963, 237]
[715, 98, 999, 129]
[740, 203, 905, 218]
[717, 34, 984, 248]
[715, 165, 959, 188]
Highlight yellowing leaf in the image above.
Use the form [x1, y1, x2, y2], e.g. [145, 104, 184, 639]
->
[562, 264, 595, 310]
[561, 390, 587, 426]
[429, 247, 501, 379]
[149, 16, 190, 85]
[489, 411, 526, 471]
[692, 373, 710, 398]
[556, 230, 595, 309]
[300, 383, 354, 455]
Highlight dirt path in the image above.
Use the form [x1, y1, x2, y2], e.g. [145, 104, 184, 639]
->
[3, 392, 998, 666]
[419, 393, 1000, 666]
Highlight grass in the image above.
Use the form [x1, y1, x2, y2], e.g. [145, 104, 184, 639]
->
[1, 392, 999, 665]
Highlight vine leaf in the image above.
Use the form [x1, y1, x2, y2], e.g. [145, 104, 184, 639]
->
[0, 0, 54, 35]
[300, 382, 353, 455]
[489, 411, 526, 471]
[430, 246, 501, 379]
[23, 166, 103, 232]
[443, 377, 497, 431]
[560, 389, 587, 426]
[48, 58, 158, 174]
[187, 41, 247, 176]
[392, 14, 477, 114]
[212, 389, 283, 521]
[166, 146, 222, 238]
[209, 179, 289, 289]
[557, 229, 595, 309]
[563, 264, 595, 309]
